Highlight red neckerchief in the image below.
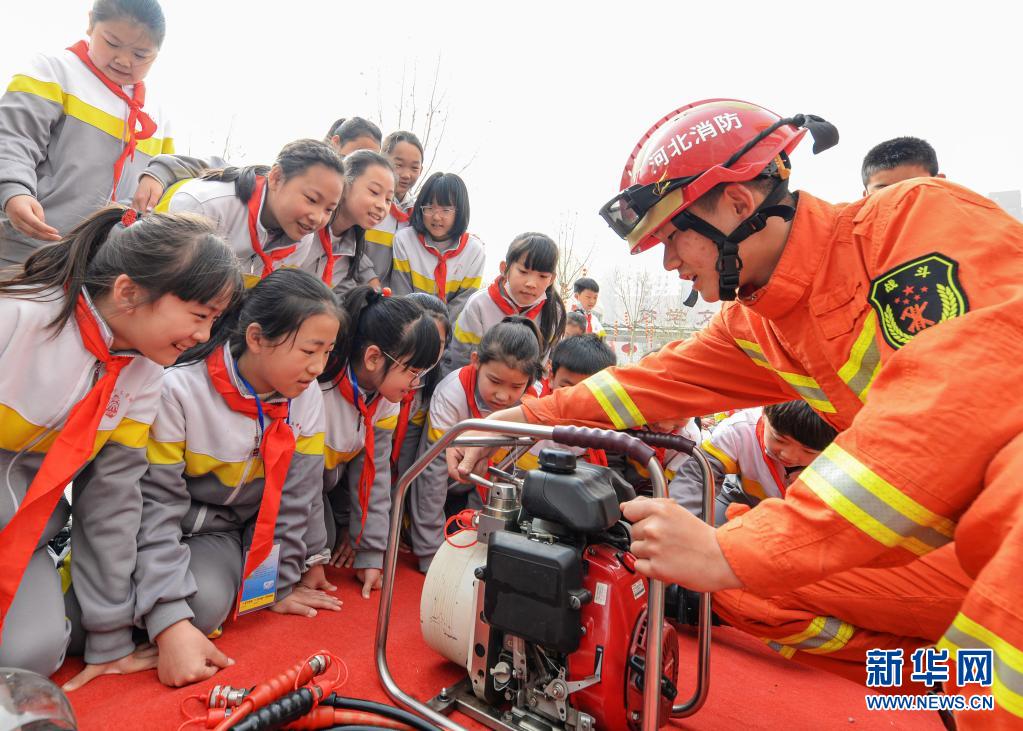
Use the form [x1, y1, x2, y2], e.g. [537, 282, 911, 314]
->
[755, 416, 788, 497]
[537, 377, 552, 398]
[67, 40, 157, 201]
[571, 303, 594, 333]
[487, 276, 544, 320]
[418, 232, 470, 303]
[337, 370, 381, 542]
[458, 364, 484, 419]
[0, 295, 132, 630]
[391, 202, 410, 224]
[207, 347, 295, 612]
[390, 390, 416, 476]
[316, 227, 338, 285]
[246, 175, 298, 280]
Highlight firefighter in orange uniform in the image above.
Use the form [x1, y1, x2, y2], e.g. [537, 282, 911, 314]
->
[449, 100, 1023, 727]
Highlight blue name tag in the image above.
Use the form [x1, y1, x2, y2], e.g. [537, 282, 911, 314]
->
[237, 542, 280, 615]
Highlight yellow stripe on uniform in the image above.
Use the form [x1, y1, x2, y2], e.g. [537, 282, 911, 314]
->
[764, 615, 855, 657]
[375, 414, 398, 431]
[296, 432, 325, 456]
[184, 450, 264, 486]
[454, 321, 482, 345]
[324, 446, 362, 471]
[837, 313, 882, 402]
[734, 338, 837, 413]
[802, 444, 955, 556]
[147, 439, 184, 465]
[364, 229, 395, 247]
[938, 612, 1023, 718]
[448, 276, 482, 294]
[9, 75, 168, 156]
[153, 177, 192, 213]
[106, 418, 150, 449]
[741, 478, 769, 500]
[701, 439, 739, 475]
[582, 370, 646, 430]
[409, 269, 439, 295]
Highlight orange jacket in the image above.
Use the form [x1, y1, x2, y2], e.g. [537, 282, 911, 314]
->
[524, 179, 1023, 596]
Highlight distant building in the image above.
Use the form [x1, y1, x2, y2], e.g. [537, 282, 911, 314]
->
[989, 190, 1022, 221]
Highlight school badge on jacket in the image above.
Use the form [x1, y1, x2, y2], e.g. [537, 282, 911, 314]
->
[868, 252, 969, 349]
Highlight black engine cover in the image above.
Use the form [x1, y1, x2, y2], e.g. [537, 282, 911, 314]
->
[520, 453, 625, 534]
[482, 531, 584, 653]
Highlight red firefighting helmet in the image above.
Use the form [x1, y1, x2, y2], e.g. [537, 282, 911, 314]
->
[599, 99, 836, 254]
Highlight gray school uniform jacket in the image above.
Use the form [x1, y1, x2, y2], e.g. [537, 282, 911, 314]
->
[300, 227, 378, 299]
[308, 380, 399, 570]
[133, 345, 326, 642]
[0, 288, 163, 663]
[389, 228, 485, 323]
[0, 48, 174, 264]
[364, 195, 414, 287]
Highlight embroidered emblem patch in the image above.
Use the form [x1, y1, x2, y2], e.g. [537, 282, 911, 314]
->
[868, 253, 969, 349]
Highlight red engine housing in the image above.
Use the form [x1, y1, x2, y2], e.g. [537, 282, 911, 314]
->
[567, 544, 678, 730]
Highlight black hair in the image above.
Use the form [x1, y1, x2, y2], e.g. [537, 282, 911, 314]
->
[335, 150, 397, 281]
[573, 277, 599, 295]
[477, 316, 544, 382]
[1, 206, 242, 333]
[201, 138, 344, 207]
[179, 268, 343, 365]
[763, 401, 838, 452]
[325, 117, 383, 148]
[405, 292, 450, 400]
[382, 130, 424, 159]
[409, 172, 470, 242]
[565, 311, 587, 330]
[550, 334, 616, 377]
[91, 0, 166, 46]
[504, 233, 567, 355]
[860, 136, 940, 187]
[321, 286, 441, 384]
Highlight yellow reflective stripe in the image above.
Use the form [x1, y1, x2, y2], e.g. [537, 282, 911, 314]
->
[764, 641, 798, 659]
[154, 177, 192, 213]
[733, 338, 836, 413]
[324, 446, 361, 471]
[803, 444, 955, 555]
[375, 414, 398, 431]
[767, 615, 855, 655]
[365, 229, 394, 247]
[838, 313, 882, 402]
[454, 321, 482, 345]
[938, 613, 1023, 717]
[701, 439, 738, 474]
[296, 432, 324, 456]
[582, 370, 645, 430]
[107, 418, 149, 449]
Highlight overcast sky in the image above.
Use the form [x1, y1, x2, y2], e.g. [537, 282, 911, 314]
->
[4, 1, 1021, 323]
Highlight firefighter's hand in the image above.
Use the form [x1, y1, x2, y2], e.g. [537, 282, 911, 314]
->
[4, 195, 61, 241]
[62, 643, 161, 692]
[271, 586, 342, 617]
[447, 405, 529, 482]
[152, 620, 234, 688]
[356, 568, 382, 599]
[623, 497, 742, 592]
[130, 173, 165, 213]
[300, 563, 338, 592]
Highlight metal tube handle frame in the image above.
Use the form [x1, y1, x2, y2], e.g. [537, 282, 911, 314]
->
[374, 419, 712, 731]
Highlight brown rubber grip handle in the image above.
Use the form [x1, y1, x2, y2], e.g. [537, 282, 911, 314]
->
[551, 426, 655, 463]
[625, 429, 697, 456]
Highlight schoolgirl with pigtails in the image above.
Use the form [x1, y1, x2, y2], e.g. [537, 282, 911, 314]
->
[0, 0, 175, 267]
[0, 205, 240, 686]
[300, 150, 396, 298]
[411, 317, 544, 573]
[390, 172, 485, 321]
[133, 268, 343, 689]
[441, 232, 566, 377]
[157, 139, 345, 287]
[364, 130, 425, 287]
[313, 287, 443, 599]
[391, 293, 451, 485]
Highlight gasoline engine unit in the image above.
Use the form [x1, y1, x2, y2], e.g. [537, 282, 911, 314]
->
[420, 449, 680, 731]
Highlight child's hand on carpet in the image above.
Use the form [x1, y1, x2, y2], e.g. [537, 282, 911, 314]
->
[271, 586, 342, 617]
[330, 534, 355, 568]
[62, 643, 160, 692]
[299, 564, 338, 592]
[153, 621, 233, 688]
[355, 568, 382, 598]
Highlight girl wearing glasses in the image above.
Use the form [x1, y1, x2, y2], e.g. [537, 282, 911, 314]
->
[314, 287, 443, 599]
[390, 172, 484, 322]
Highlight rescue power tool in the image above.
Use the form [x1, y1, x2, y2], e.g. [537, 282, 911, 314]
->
[376, 420, 715, 731]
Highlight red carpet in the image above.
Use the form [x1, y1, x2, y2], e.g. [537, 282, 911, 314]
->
[53, 555, 942, 730]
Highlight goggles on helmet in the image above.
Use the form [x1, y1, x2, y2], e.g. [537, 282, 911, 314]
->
[598, 176, 694, 239]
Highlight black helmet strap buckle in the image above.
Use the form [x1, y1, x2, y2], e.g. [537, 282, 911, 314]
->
[670, 179, 796, 301]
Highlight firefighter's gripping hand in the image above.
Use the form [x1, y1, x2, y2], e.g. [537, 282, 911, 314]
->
[623, 497, 743, 593]
[447, 438, 493, 483]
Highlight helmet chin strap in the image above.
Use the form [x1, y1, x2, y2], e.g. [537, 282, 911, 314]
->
[670, 179, 796, 301]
